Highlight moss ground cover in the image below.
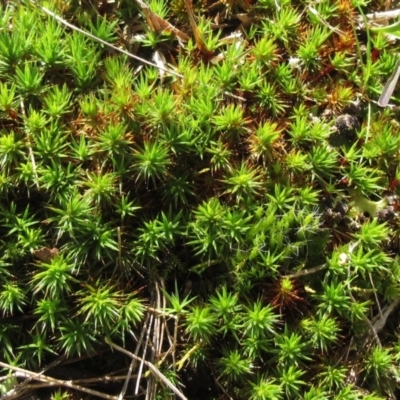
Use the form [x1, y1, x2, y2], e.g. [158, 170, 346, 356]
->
[1, 0, 400, 398]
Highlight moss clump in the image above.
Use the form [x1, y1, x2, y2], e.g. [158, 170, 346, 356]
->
[0, 0, 400, 399]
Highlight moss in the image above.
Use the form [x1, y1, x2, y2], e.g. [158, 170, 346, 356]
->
[0, 0, 399, 399]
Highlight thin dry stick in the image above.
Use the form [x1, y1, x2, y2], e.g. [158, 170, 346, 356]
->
[159, 287, 166, 357]
[117, 358, 135, 400]
[146, 306, 178, 320]
[117, 226, 122, 274]
[0, 362, 118, 400]
[11, 372, 139, 387]
[157, 279, 176, 370]
[149, 279, 164, 400]
[210, 365, 234, 400]
[284, 263, 327, 279]
[358, 9, 400, 24]
[118, 358, 136, 400]
[6, 374, 143, 400]
[369, 272, 384, 321]
[19, 99, 40, 190]
[147, 281, 161, 400]
[106, 339, 188, 400]
[371, 298, 400, 334]
[173, 314, 179, 371]
[156, 280, 164, 357]
[118, 317, 151, 400]
[63, 374, 140, 384]
[156, 322, 176, 368]
[145, 375, 156, 400]
[307, 4, 345, 34]
[355, 299, 399, 399]
[135, 312, 153, 394]
[348, 289, 381, 345]
[1, 355, 66, 400]
[151, 285, 177, 369]
[152, 281, 160, 360]
[345, 245, 383, 346]
[132, 314, 151, 367]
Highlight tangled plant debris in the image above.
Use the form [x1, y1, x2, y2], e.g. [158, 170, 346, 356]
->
[1, 0, 400, 399]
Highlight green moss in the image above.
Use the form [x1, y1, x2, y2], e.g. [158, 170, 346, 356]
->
[0, 0, 398, 399]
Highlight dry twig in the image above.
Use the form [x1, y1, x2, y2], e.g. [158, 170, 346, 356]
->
[0, 361, 118, 400]
[106, 339, 188, 400]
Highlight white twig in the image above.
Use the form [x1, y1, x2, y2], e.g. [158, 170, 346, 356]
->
[1, 355, 66, 399]
[0, 362, 118, 400]
[106, 339, 188, 400]
[117, 358, 135, 400]
[19, 99, 40, 189]
[284, 263, 327, 278]
[371, 298, 400, 333]
[118, 318, 150, 400]
[135, 312, 153, 394]
[360, 9, 400, 23]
